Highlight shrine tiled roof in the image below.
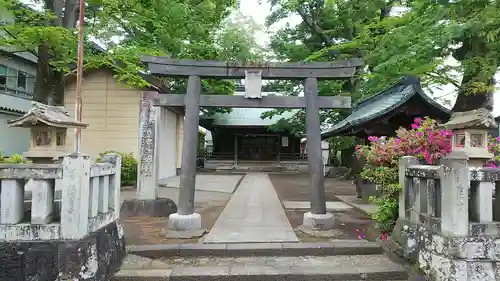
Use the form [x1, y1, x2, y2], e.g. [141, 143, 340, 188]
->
[321, 76, 451, 138]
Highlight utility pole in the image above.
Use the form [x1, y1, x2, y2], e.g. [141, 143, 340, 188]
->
[74, 0, 86, 153]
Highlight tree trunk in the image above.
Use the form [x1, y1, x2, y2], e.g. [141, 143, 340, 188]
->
[451, 38, 497, 112]
[33, 44, 65, 105]
[452, 77, 495, 112]
[33, 0, 78, 105]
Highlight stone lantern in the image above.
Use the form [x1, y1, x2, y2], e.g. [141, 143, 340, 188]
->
[7, 101, 88, 163]
[440, 108, 497, 167]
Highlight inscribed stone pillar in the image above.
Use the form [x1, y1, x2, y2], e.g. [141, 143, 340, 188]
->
[60, 153, 91, 239]
[301, 77, 334, 232]
[137, 91, 161, 200]
[440, 151, 469, 237]
[166, 75, 204, 237]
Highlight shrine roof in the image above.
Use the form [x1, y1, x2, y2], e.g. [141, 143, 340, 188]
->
[321, 76, 451, 138]
[7, 101, 88, 128]
[203, 107, 297, 127]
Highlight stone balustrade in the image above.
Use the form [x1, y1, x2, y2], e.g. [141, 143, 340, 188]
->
[0, 153, 121, 241]
[393, 152, 500, 281]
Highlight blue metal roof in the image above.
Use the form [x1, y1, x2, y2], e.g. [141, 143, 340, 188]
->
[321, 76, 451, 138]
[206, 107, 297, 126]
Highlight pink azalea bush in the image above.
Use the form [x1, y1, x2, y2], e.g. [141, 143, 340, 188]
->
[487, 136, 500, 167]
[355, 117, 453, 232]
[356, 117, 453, 168]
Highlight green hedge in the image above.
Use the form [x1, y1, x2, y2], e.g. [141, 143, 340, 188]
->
[0, 150, 30, 164]
[97, 150, 138, 187]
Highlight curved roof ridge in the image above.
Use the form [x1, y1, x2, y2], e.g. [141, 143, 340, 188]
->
[354, 76, 420, 109]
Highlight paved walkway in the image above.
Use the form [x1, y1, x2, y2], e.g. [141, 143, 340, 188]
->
[336, 195, 377, 214]
[158, 174, 243, 194]
[202, 173, 299, 243]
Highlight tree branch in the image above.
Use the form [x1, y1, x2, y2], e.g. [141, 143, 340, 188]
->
[424, 71, 461, 88]
[0, 28, 39, 57]
[296, 6, 331, 46]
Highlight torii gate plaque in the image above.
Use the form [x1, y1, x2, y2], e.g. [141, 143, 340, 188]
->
[138, 57, 363, 237]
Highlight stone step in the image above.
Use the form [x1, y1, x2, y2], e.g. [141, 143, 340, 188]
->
[128, 240, 383, 259]
[113, 254, 408, 281]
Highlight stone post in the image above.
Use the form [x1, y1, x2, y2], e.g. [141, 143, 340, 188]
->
[166, 75, 205, 238]
[137, 91, 160, 200]
[301, 77, 334, 232]
[439, 151, 469, 237]
[398, 156, 419, 220]
[60, 153, 91, 239]
[101, 154, 122, 220]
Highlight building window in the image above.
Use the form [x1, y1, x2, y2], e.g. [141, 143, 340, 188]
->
[0, 65, 6, 85]
[17, 70, 27, 89]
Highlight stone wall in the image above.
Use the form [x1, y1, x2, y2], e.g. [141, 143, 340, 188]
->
[0, 153, 126, 280]
[388, 153, 500, 281]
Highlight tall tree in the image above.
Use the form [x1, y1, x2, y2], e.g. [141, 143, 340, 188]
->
[330, 0, 500, 112]
[0, 0, 82, 105]
[90, 2, 265, 115]
[262, 0, 400, 136]
[0, 0, 262, 107]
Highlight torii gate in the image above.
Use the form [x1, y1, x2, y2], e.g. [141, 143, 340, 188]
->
[137, 57, 363, 237]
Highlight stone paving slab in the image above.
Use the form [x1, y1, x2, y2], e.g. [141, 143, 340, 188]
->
[128, 240, 382, 258]
[202, 173, 299, 243]
[336, 195, 378, 214]
[158, 174, 243, 194]
[116, 254, 408, 281]
[282, 201, 353, 211]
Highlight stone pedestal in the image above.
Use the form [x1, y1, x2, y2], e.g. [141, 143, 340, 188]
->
[302, 212, 335, 229]
[0, 220, 126, 281]
[165, 213, 206, 238]
[298, 212, 341, 238]
[120, 198, 177, 218]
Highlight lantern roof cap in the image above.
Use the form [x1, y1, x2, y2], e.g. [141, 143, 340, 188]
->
[7, 101, 88, 129]
[440, 108, 497, 130]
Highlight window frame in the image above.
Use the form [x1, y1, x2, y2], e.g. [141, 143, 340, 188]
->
[17, 70, 27, 90]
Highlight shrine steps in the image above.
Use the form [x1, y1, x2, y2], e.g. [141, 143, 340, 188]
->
[113, 241, 409, 281]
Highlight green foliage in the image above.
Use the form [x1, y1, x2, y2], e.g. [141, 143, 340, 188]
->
[266, 0, 500, 132]
[90, 1, 264, 116]
[361, 167, 400, 231]
[0, 150, 30, 164]
[264, 0, 397, 132]
[0, 0, 77, 71]
[97, 150, 138, 186]
[4, 153, 29, 164]
[1, 0, 262, 105]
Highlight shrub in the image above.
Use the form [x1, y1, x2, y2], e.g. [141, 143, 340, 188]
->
[4, 153, 30, 164]
[0, 150, 30, 164]
[355, 117, 453, 232]
[97, 150, 138, 187]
